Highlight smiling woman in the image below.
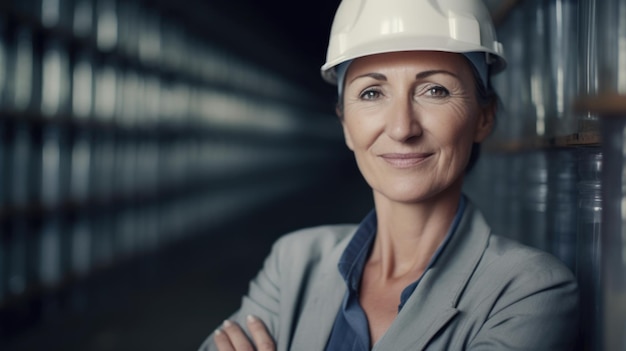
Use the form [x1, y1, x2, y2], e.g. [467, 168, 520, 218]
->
[197, 1, 580, 350]
[340, 51, 493, 207]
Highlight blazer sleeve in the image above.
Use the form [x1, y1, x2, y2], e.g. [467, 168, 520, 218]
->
[197, 235, 286, 351]
[468, 252, 580, 351]
[197, 224, 353, 351]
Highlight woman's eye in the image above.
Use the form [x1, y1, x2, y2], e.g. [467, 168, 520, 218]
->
[426, 86, 450, 97]
[359, 89, 381, 100]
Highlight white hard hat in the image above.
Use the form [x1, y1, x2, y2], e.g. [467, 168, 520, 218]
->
[321, 0, 506, 84]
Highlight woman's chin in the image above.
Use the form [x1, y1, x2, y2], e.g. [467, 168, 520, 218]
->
[371, 179, 462, 205]
[373, 187, 435, 204]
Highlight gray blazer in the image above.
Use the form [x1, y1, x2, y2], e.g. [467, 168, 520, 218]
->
[198, 201, 579, 350]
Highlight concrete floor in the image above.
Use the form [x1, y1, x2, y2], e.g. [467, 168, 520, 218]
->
[1, 169, 373, 351]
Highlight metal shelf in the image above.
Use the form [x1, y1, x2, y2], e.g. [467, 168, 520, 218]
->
[484, 130, 601, 153]
[575, 94, 626, 116]
[482, 93, 626, 153]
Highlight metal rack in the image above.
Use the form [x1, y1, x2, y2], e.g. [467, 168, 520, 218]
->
[464, 1, 626, 350]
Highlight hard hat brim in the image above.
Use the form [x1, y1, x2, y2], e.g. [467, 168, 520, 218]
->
[321, 36, 506, 84]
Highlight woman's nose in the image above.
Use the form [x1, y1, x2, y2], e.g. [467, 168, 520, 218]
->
[385, 100, 423, 142]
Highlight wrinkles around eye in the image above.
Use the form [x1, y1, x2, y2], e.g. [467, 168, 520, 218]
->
[428, 86, 450, 98]
[418, 84, 450, 98]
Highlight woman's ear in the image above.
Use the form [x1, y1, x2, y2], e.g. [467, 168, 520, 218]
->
[335, 104, 344, 120]
[474, 102, 496, 143]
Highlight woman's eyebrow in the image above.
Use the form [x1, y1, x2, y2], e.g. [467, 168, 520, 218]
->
[349, 72, 387, 84]
[348, 69, 459, 84]
[415, 70, 460, 80]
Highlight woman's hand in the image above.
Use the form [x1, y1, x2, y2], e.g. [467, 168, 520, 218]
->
[214, 315, 276, 351]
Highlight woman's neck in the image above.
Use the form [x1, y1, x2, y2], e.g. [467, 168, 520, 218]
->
[369, 186, 462, 280]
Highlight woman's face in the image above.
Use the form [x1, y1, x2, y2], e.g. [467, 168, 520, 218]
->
[341, 51, 494, 204]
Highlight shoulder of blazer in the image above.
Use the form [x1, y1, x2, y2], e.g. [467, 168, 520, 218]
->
[484, 234, 575, 274]
[477, 233, 577, 294]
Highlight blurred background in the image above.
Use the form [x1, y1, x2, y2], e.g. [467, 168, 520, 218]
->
[0, 0, 625, 350]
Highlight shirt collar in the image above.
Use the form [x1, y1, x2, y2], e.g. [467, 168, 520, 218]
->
[337, 208, 377, 292]
[337, 196, 467, 298]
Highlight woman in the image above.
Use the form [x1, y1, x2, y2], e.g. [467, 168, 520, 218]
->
[198, 0, 579, 350]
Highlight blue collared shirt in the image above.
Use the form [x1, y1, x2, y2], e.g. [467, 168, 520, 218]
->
[324, 196, 466, 351]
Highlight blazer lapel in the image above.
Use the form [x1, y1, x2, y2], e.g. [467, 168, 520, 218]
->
[373, 202, 492, 351]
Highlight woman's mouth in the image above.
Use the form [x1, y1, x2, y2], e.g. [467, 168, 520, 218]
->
[379, 153, 432, 168]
